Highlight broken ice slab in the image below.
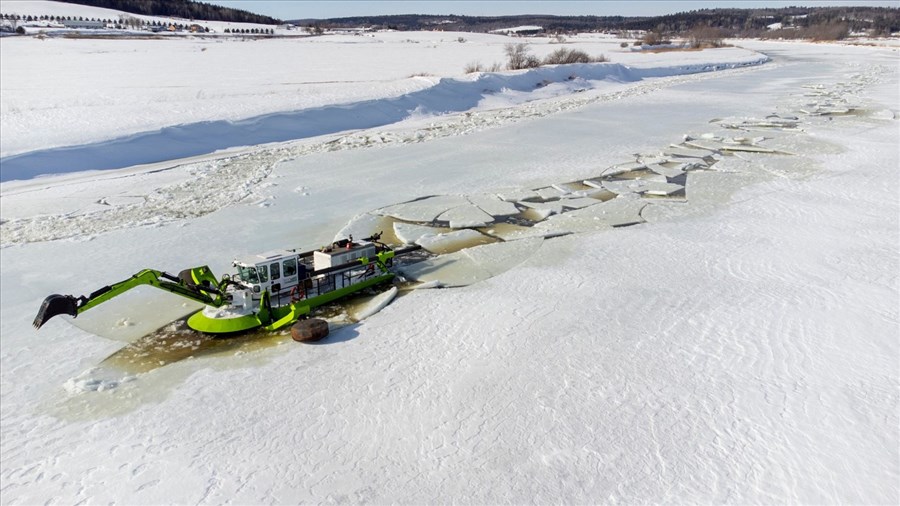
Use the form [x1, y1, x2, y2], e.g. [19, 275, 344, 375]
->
[646, 163, 687, 179]
[568, 187, 614, 200]
[719, 144, 779, 154]
[397, 237, 544, 287]
[671, 142, 719, 155]
[437, 204, 494, 228]
[393, 222, 448, 245]
[602, 179, 683, 196]
[643, 184, 686, 198]
[605, 169, 668, 182]
[721, 136, 766, 145]
[559, 197, 602, 210]
[597, 166, 632, 178]
[496, 188, 540, 203]
[635, 154, 668, 165]
[684, 139, 779, 154]
[532, 212, 613, 235]
[583, 179, 604, 189]
[715, 118, 802, 131]
[518, 200, 566, 218]
[336, 213, 379, 241]
[374, 195, 469, 222]
[800, 107, 853, 116]
[480, 222, 558, 241]
[554, 182, 594, 193]
[535, 186, 567, 200]
[518, 208, 552, 221]
[415, 228, 496, 254]
[348, 286, 398, 322]
[612, 161, 647, 171]
[683, 140, 725, 152]
[550, 184, 572, 195]
[663, 146, 717, 159]
[468, 194, 520, 217]
[335, 212, 404, 245]
[536, 195, 646, 232]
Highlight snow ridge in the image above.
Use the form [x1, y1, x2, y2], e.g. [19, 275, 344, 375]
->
[0, 60, 776, 246]
[0, 57, 768, 182]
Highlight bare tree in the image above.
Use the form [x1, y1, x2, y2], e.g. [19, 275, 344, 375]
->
[504, 43, 540, 70]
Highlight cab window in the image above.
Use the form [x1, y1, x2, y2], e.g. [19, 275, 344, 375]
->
[270, 262, 280, 280]
[283, 258, 297, 277]
[237, 265, 259, 283]
[257, 264, 269, 283]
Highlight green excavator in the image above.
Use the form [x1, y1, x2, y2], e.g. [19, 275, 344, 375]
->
[34, 233, 419, 335]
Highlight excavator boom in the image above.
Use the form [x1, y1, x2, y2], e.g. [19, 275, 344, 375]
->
[32, 266, 224, 329]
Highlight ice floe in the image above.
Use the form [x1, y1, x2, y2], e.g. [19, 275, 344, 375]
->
[398, 237, 544, 287]
[437, 203, 494, 228]
[349, 286, 398, 322]
[393, 222, 447, 245]
[415, 228, 495, 254]
[468, 194, 521, 217]
[375, 195, 470, 222]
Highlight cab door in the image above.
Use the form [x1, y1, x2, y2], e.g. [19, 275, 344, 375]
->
[280, 257, 299, 291]
[268, 261, 282, 294]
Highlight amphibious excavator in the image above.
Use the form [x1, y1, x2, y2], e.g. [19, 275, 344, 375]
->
[34, 233, 419, 335]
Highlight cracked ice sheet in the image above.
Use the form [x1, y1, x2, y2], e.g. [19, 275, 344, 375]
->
[496, 188, 539, 203]
[609, 180, 684, 195]
[374, 195, 469, 223]
[467, 194, 520, 217]
[482, 222, 561, 241]
[536, 187, 567, 200]
[519, 200, 566, 216]
[335, 212, 383, 241]
[415, 228, 494, 254]
[536, 195, 647, 234]
[398, 237, 543, 287]
[437, 204, 494, 228]
[393, 222, 446, 245]
[646, 163, 688, 179]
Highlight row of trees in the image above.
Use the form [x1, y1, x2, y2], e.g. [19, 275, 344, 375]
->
[1, 14, 109, 21]
[314, 7, 899, 39]
[0, 13, 281, 34]
[58, 0, 280, 24]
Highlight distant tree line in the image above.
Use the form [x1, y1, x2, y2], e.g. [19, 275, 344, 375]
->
[299, 6, 899, 38]
[57, 0, 281, 24]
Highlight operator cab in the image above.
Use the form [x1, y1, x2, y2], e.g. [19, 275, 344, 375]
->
[232, 249, 306, 298]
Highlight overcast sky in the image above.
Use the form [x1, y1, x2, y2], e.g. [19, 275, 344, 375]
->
[213, 1, 899, 20]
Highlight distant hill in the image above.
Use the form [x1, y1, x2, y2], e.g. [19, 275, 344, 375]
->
[291, 7, 899, 37]
[58, 0, 281, 24]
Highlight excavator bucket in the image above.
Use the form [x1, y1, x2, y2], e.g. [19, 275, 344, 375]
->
[33, 294, 79, 329]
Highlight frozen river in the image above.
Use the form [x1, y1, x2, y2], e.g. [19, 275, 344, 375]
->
[1, 34, 897, 504]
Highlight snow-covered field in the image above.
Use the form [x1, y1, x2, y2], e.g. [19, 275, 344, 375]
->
[1, 4, 898, 503]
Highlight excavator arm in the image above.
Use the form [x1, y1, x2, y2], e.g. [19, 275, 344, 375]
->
[33, 266, 226, 330]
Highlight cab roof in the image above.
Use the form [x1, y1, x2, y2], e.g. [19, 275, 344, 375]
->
[233, 249, 296, 266]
